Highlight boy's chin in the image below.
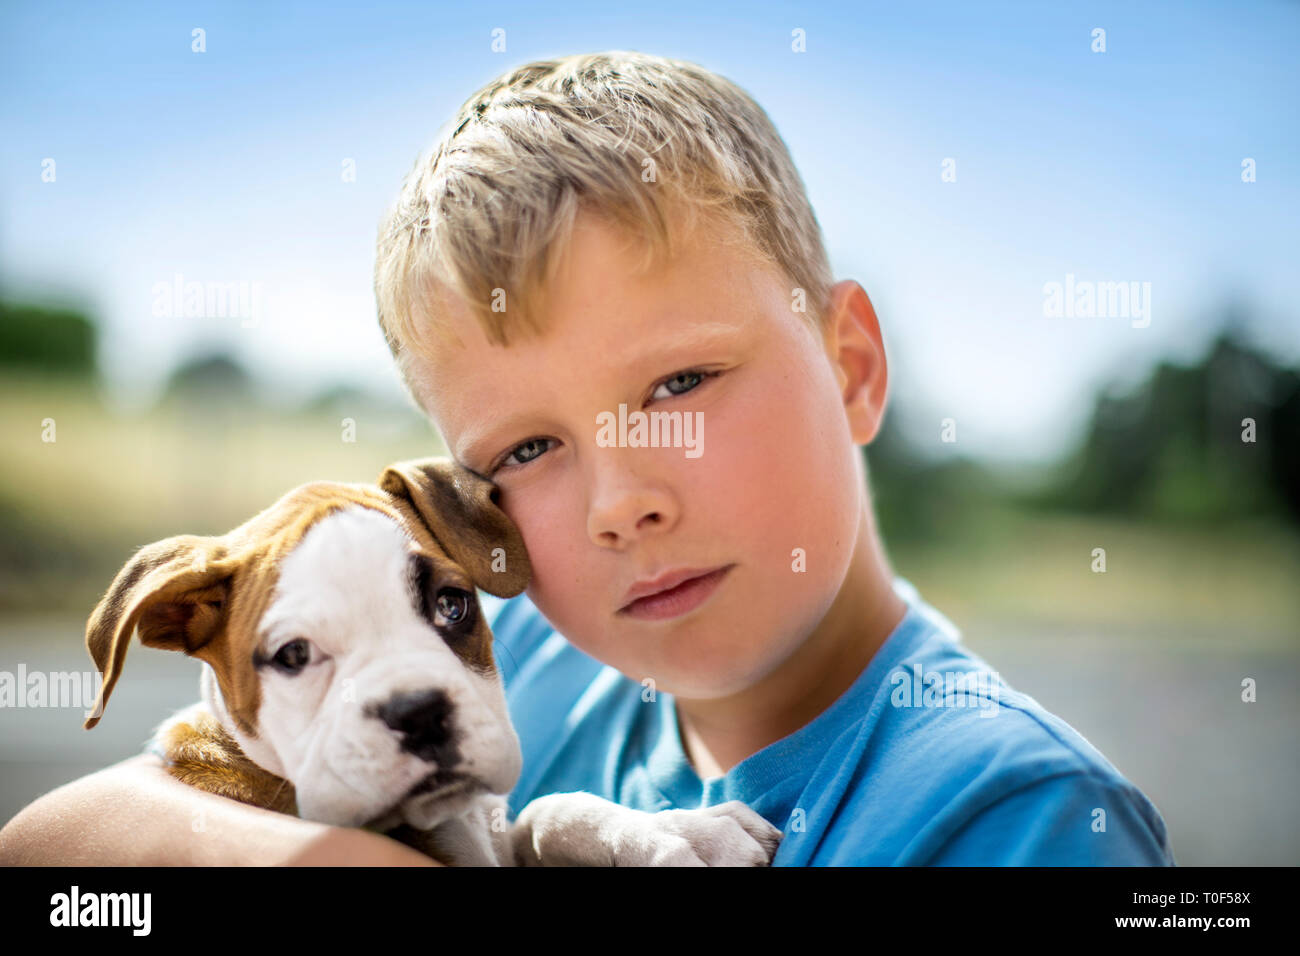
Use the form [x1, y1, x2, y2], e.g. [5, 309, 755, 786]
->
[642, 652, 781, 701]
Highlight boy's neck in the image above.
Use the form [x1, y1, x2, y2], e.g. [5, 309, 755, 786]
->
[674, 496, 907, 781]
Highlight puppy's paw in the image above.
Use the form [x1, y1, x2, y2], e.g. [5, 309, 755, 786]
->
[616, 800, 783, 866]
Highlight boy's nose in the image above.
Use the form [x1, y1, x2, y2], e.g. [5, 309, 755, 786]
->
[586, 460, 679, 548]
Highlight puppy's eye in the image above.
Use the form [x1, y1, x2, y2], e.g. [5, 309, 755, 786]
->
[271, 638, 311, 675]
[434, 588, 474, 630]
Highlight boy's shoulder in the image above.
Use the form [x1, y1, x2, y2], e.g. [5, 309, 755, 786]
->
[796, 585, 1175, 865]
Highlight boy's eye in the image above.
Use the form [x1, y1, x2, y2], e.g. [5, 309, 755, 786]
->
[501, 438, 553, 469]
[651, 370, 706, 400]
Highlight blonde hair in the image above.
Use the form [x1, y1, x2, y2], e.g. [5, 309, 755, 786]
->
[374, 50, 834, 408]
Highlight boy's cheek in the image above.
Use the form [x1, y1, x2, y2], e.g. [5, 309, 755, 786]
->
[515, 491, 616, 611]
[698, 402, 825, 533]
[504, 492, 577, 583]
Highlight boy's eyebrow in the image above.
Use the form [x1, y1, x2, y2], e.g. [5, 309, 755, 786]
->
[452, 321, 744, 465]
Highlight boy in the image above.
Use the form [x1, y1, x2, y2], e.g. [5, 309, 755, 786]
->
[0, 50, 1173, 866]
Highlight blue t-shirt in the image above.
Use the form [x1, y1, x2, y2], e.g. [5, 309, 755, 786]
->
[481, 576, 1175, 866]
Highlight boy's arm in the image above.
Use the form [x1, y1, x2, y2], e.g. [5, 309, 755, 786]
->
[0, 753, 440, 866]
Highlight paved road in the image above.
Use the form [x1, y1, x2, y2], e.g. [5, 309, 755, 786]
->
[1, 614, 205, 843]
[2, 614, 1295, 865]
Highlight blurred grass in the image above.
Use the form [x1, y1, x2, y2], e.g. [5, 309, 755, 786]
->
[891, 503, 1299, 648]
[0, 373, 446, 614]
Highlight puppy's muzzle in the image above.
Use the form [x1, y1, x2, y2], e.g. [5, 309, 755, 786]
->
[371, 688, 460, 767]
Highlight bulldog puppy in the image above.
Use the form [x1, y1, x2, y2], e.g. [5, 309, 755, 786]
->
[83, 457, 782, 866]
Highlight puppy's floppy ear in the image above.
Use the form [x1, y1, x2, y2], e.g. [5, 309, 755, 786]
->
[378, 457, 532, 598]
[84, 535, 234, 730]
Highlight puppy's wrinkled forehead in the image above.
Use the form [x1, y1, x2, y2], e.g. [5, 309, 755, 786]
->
[260, 503, 495, 673]
[219, 481, 447, 630]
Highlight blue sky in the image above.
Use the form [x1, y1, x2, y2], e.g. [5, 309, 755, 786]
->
[3, 0, 1297, 464]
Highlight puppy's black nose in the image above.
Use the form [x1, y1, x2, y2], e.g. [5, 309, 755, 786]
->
[375, 688, 457, 763]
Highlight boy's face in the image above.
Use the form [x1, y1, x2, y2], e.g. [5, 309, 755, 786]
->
[414, 210, 880, 700]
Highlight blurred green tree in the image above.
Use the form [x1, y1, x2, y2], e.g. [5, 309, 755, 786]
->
[156, 352, 260, 408]
[0, 300, 99, 381]
[866, 320, 1299, 537]
[1025, 330, 1297, 524]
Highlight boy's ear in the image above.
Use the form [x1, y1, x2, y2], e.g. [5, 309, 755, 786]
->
[84, 535, 235, 729]
[378, 456, 532, 598]
[823, 280, 889, 444]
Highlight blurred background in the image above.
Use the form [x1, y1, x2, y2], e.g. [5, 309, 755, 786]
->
[1, 0, 1296, 864]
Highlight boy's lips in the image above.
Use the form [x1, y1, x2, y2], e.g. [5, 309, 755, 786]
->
[618, 564, 734, 619]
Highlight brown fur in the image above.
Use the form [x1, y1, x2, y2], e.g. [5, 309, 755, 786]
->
[154, 705, 298, 815]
